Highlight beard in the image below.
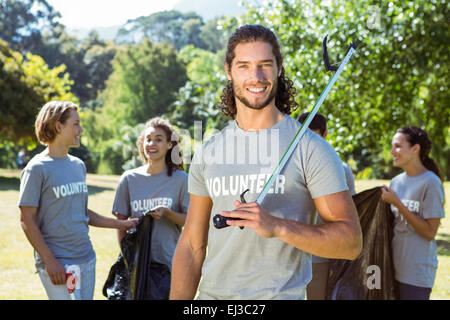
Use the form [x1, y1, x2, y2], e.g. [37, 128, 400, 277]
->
[232, 79, 278, 110]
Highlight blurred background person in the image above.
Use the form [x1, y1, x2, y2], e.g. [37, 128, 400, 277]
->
[381, 126, 445, 300]
[298, 112, 356, 300]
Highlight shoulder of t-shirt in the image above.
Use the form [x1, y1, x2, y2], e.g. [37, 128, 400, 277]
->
[23, 153, 47, 172]
[305, 127, 333, 151]
[68, 154, 87, 169]
[26, 152, 44, 165]
[193, 121, 234, 157]
[120, 165, 147, 179]
[391, 172, 406, 182]
[67, 154, 84, 163]
[389, 172, 402, 188]
[423, 171, 443, 188]
[282, 114, 317, 142]
[171, 169, 188, 180]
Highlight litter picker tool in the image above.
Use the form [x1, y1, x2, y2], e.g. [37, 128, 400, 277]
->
[214, 35, 357, 229]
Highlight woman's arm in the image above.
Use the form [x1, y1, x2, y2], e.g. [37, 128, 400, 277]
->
[20, 206, 66, 285]
[381, 186, 441, 241]
[148, 206, 187, 227]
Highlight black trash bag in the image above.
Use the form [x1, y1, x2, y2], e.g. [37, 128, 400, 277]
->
[102, 215, 171, 300]
[326, 187, 397, 300]
[102, 253, 130, 300]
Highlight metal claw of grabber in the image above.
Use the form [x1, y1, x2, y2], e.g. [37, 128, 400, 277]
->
[212, 189, 249, 230]
[323, 35, 357, 72]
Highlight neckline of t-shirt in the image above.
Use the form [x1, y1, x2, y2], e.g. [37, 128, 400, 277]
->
[404, 170, 430, 179]
[40, 152, 70, 161]
[232, 113, 289, 133]
[137, 165, 168, 177]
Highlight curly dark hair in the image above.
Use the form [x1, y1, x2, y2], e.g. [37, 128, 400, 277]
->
[220, 24, 298, 119]
[137, 117, 183, 176]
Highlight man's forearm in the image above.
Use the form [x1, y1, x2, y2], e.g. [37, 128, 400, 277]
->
[170, 235, 206, 299]
[275, 218, 362, 260]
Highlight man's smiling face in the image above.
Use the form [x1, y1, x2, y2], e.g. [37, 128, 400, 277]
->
[227, 41, 280, 111]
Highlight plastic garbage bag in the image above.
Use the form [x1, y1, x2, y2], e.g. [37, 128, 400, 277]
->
[326, 187, 397, 300]
[103, 215, 171, 300]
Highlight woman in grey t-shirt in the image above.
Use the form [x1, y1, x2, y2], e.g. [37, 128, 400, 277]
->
[19, 101, 137, 300]
[381, 126, 445, 300]
[112, 117, 189, 299]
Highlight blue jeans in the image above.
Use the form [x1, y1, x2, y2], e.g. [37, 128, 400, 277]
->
[37, 257, 96, 300]
[396, 281, 431, 300]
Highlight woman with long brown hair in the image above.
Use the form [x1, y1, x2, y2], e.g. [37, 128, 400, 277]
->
[112, 117, 189, 299]
[381, 126, 445, 300]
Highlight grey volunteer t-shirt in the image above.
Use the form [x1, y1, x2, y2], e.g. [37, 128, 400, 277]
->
[18, 152, 95, 270]
[312, 161, 355, 263]
[342, 162, 356, 196]
[112, 166, 189, 269]
[188, 114, 349, 299]
[390, 171, 445, 288]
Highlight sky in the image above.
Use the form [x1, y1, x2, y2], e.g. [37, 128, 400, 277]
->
[46, 0, 179, 29]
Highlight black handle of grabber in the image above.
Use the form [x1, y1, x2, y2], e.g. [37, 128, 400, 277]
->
[323, 35, 357, 72]
[213, 189, 249, 229]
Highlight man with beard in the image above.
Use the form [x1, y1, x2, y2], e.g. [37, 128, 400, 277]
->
[170, 25, 362, 300]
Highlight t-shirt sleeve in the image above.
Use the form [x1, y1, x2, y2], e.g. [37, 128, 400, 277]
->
[303, 136, 349, 199]
[422, 178, 445, 219]
[188, 146, 210, 197]
[178, 173, 190, 213]
[342, 163, 356, 195]
[112, 173, 131, 217]
[18, 165, 43, 207]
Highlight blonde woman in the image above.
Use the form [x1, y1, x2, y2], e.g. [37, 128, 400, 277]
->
[19, 101, 137, 300]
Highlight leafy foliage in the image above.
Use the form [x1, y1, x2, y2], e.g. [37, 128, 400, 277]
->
[1, 0, 447, 180]
[168, 45, 229, 136]
[0, 39, 76, 145]
[116, 10, 205, 50]
[0, 0, 61, 52]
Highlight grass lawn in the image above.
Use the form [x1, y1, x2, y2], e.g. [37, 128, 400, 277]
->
[0, 168, 448, 300]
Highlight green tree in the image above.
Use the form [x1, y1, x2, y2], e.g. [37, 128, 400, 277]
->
[32, 28, 116, 105]
[116, 10, 206, 51]
[101, 39, 187, 128]
[0, 39, 76, 145]
[169, 45, 229, 136]
[198, 18, 229, 53]
[80, 32, 117, 106]
[0, 0, 61, 52]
